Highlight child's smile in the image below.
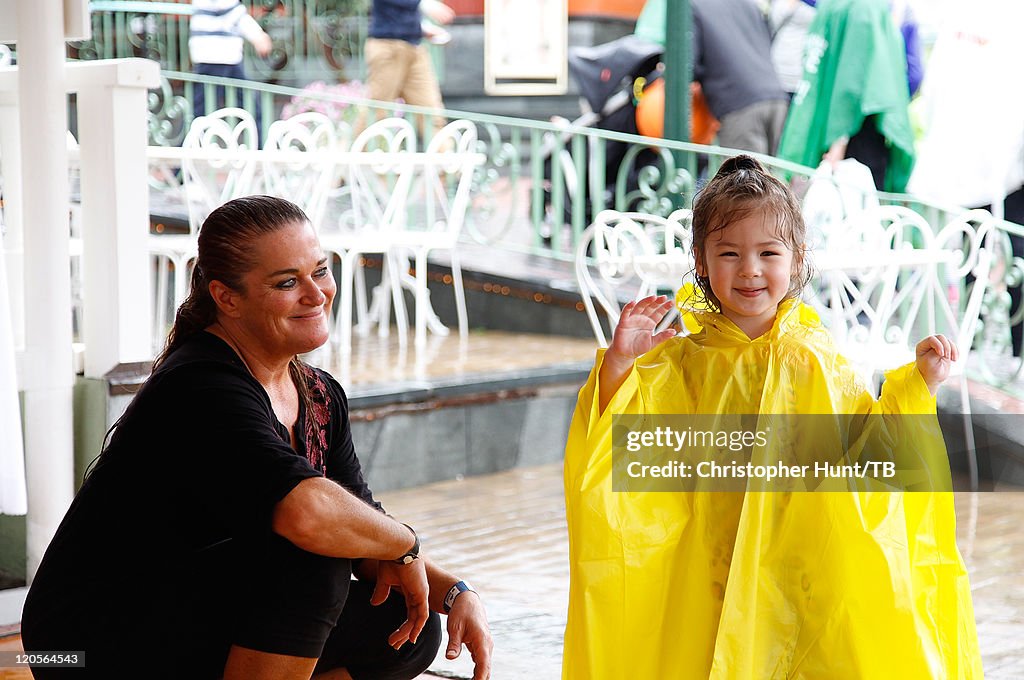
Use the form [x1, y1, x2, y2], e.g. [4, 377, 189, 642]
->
[699, 212, 795, 339]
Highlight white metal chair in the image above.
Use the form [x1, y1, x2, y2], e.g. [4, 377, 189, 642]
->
[575, 209, 694, 347]
[319, 119, 356, 226]
[388, 119, 479, 348]
[262, 111, 338, 229]
[149, 108, 258, 346]
[324, 117, 417, 352]
[805, 203, 899, 353]
[180, 107, 259, 239]
[812, 206, 995, 489]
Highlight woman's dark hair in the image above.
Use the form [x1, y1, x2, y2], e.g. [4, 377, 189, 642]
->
[89, 196, 315, 479]
[155, 195, 316, 417]
[690, 154, 812, 312]
[155, 194, 310, 367]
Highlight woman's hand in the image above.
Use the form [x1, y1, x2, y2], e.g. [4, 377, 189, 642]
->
[916, 334, 958, 395]
[371, 558, 430, 649]
[445, 591, 493, 680]
[607, 295, 677, 364]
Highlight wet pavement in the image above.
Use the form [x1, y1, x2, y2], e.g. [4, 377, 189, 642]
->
[374, 463, 1024, 680]
[377, 464, 569, 679]
[2, 464, 1020, 679]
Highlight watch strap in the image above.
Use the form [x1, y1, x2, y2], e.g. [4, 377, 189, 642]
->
[393, 523, 420, 565]
[442, 580, 475, 613]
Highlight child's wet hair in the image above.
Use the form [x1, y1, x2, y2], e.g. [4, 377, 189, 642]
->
[690, 154, 812, 312]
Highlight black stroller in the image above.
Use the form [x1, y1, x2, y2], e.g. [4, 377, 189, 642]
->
[539, 34, 666, 244]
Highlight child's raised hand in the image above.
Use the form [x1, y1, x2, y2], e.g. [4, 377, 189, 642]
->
[607, 295, 677, 363]
[915, 334, 959, 395]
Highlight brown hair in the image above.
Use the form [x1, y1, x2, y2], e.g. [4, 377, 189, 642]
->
[90, 196, 316, 479]
[154, 195, 316, 407]
[690, 154, 811, 311]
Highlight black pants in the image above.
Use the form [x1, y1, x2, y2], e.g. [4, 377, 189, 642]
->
[194, 534, 442, 680]
[192, 62, 264, 140]
[845, 115, 888, 192]
[974, 186, 1024, 358]
[25, 535, 441, 679]
[313, 579, 442, 679]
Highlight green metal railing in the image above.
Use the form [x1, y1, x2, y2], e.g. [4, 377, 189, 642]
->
[145, 71, 817, 243]
[72, 0, 444, 85]
[6, 0, 1020, 390]
[137, 72, 1024, 390]
[878, 191, 1024, 387]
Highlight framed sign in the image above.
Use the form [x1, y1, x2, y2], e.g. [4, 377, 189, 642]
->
[0, 0, 91, 43]
[485, 0, 568, 95]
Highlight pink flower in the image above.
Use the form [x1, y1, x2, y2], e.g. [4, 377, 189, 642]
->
[281, 80, 367, 125]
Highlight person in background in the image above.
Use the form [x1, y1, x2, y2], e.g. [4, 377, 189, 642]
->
[769, 0, 817, 102]
[189, 0, 272, 121]
[890, 0, 924, 97]
[634, 0, 790, 155]
[363, 0, 455, 141]
[792, 0, 923, 96]
[776, 0, 915, 192]
[21, 196, 493, 680]
[908, 0, 1024, 358]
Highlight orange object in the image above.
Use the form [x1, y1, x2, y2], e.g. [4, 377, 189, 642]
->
[636, 78, 721, 145]
[568, 0, 647, 19]
[449, 0, 645, 18]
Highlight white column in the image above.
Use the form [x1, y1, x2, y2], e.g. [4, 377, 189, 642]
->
[0, 90, 25, 351]
[0, 94, 26, 516]
[74, 59, 159, 377]
[0, 223, 26, 516]
[18, 0, 75, 579]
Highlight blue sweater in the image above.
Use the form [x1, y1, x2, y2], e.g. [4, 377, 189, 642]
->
[369, 0, 422, 44]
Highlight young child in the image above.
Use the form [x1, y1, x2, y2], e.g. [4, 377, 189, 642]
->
[562, 155, 983, 679]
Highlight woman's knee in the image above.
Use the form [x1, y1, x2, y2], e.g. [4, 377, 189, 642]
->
[350, 611, 442, 680]
[234, 536, 353, 658]
[397, 611, 443, 677]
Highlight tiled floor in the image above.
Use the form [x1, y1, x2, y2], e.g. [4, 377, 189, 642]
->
[2, 465, 1022, 679]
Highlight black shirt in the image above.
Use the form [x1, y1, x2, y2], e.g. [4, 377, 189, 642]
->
[22, 332, 380, 670]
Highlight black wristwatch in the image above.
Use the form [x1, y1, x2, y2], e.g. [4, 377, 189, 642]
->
[393, 524, 420, 565]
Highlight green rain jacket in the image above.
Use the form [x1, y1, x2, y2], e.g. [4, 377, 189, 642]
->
[777, 0, 915, 192]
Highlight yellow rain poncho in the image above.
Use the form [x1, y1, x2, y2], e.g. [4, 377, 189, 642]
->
[563, 299, 983, 679]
